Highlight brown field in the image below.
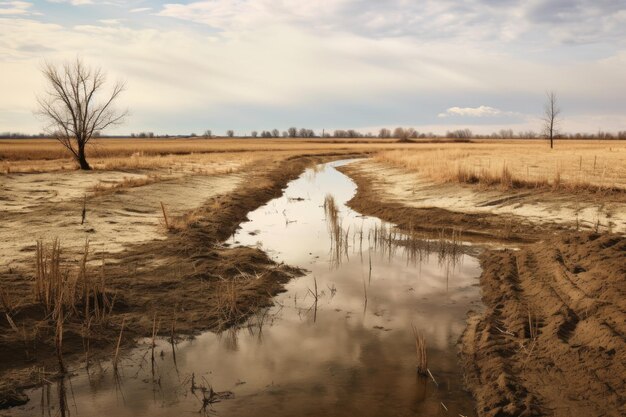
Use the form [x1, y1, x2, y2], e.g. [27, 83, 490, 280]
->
[0, 137, 399, 172]
[1, 137, 624, 416]
[375, 140, 626, 191]
[2, 138, 625, 193]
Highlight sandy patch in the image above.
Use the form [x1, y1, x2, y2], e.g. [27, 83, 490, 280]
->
[345, 160, 626, 234]
[0, 170, 243, 270]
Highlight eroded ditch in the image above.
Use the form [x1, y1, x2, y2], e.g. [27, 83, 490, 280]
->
[6, 160, 484, 417]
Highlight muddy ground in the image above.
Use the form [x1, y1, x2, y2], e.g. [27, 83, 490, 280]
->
[0, 152, 365, 408]
[1, 153, 624, 416]
[339, 160, 626, 417]
[462, 232, 625, 417]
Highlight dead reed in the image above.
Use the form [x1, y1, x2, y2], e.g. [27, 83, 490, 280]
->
[324, 194, 348, 266]
[411, 323, 428, 375]
[209, 277, 249, 330]
[368, 223, 464, 269]
[113, 317, 126, 373]
[0, 288, 18, 332]
[34, 239, 115, 373]
[160, 202, 170, 229]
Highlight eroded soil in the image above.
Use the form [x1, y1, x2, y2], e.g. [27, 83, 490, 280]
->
[462, 233, 625, 417]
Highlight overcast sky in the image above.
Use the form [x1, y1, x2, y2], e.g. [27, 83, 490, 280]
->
[1, 0, 625, 135]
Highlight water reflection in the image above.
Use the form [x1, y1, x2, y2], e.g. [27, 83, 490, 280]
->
[9, 160, 481, 417]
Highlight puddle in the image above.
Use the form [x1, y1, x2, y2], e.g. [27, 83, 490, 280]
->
[7, 160, 482, 417]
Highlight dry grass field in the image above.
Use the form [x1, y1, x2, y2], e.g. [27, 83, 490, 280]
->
[375, 140, 626, 192]
[2, 138, 624, 194]
[0, 137, 397, 173]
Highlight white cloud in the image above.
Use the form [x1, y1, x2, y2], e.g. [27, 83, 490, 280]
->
[98, 18, 120, 25]
[438, 106, 516, 118]
[157, 0, 626, 45]
[0, 1, 33, 15]
[130, 7, 151, 13]
[46, 0, 93, 5]
[1, 1, 625, 134]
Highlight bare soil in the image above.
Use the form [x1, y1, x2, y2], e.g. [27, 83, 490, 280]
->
[0, 152, 364, 408]
[338, 160, 626, 417]
[462, 232, 625, 417]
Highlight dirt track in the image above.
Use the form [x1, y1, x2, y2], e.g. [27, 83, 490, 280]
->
[462, 233, 625, 417]
[338, 161, 626, 417]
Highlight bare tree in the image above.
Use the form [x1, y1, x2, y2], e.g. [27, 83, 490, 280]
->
[36, 59, 127, 170]
[447, 128, 473, 139]
[542, 91, 560, 149]
[226, 130, 234, 137]
[393, 127, 413, 142]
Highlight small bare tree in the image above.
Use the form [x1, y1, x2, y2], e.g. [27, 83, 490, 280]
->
[542, 91, 560, 149]
[36, 59, 127, 170]
[393, 127, 412, 142]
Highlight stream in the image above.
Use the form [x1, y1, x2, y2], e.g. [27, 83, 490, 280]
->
[8, 159, 483, 417]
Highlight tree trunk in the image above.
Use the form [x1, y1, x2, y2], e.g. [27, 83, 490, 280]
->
[77, 144, 91, 170]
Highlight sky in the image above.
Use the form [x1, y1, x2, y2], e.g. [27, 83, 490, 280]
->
[1, 0, 625, 136]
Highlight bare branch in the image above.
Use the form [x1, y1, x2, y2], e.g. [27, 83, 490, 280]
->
[35, 58, 127, 169]
[542, 91, 561, 149]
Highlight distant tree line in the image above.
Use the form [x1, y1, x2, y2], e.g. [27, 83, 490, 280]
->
[130, 132, 155, 138]
[3, 129, 626, 140]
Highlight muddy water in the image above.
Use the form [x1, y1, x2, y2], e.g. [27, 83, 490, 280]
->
[7, 160, 482, 417]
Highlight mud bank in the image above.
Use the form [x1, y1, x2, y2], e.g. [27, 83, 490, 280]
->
[0, 152, 364, 408]
[462, 233, 625, 417]
[339, 161, 626, 417]
[338, 161, 626, 240]
[337, 164, 547, 243]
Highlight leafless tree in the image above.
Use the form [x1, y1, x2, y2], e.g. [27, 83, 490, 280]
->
[446, 128, 473, 139]
[542, 91, 560, 149]
[378, 128, 391, 138]
[226, 130, 234, 137]
[393, 127, 412, 142]
[36, 59, 127, 170]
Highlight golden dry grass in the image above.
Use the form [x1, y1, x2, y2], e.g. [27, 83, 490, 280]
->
[2, 138, 625, 194]
[0, 137, 396, 173]
[0, 140, 274, 173]
[375, 140, 626, 192]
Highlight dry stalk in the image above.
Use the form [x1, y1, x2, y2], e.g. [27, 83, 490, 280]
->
[113, 317, 126, 372]
[411, 323, 428, 375]
[81, 194, 87, 225]
[160, 202, 170, 229]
